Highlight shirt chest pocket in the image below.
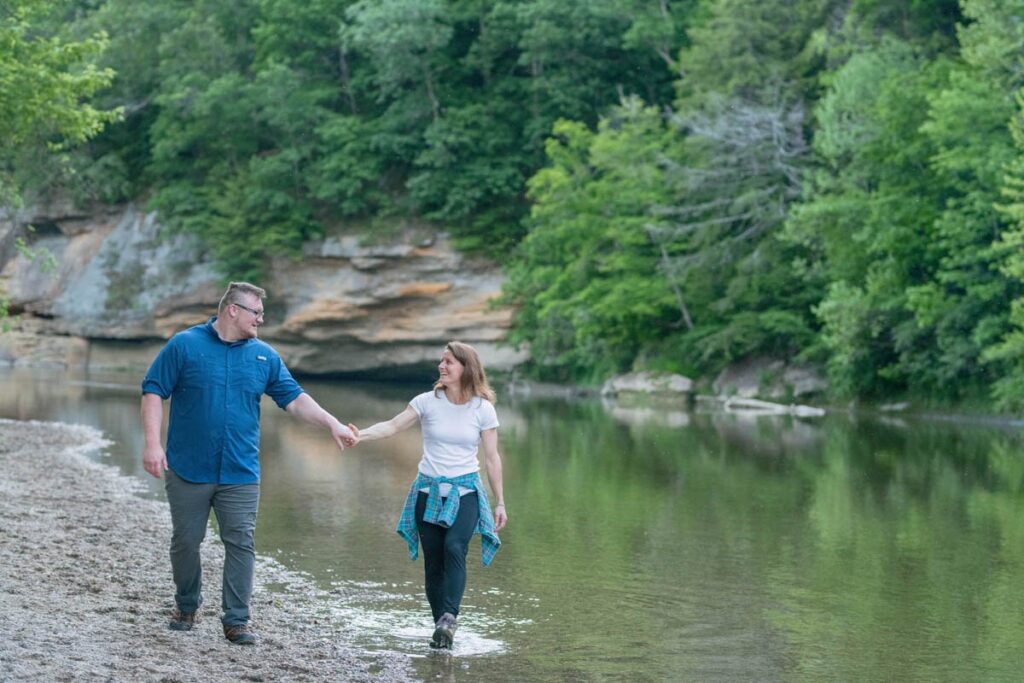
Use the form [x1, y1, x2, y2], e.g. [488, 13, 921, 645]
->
[180, 363, 208, 389]
[230, 361, 270, 395]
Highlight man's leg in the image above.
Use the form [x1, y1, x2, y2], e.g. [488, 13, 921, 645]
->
[165, 469, 214, 615]
[415, 492, 447, 623]
[440, 492, 479, 617]
[211, 481, 260, 627]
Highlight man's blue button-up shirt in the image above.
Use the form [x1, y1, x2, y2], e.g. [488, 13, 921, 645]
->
[141, 317, 304, 484]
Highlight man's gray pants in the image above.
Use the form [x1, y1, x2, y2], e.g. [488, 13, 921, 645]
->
[165, 468, 260, 626]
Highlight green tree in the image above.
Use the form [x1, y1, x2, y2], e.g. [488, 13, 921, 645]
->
[988, 94, 1024, 409]
[656, 93, 816, 367]
[341, 0, 451, 121]
[675, 0, 833, 105]
[653, 0, 829, 369]
[0, 0, 119, 204]
[910, 0, 1021, 400]
[785, 42, 949, 397]
[788, 1, 1023, 402]
[502, 99, 680, 379]
[505, 0, 833, 381]
[58, 0, 695, 278]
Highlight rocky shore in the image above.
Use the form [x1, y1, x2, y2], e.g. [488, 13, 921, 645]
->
[0, 419, 411, 682]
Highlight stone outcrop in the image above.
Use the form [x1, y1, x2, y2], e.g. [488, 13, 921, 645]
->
[0, 328, 89, 368]
[712, 356, 827, 400]
[0, 202, 528, 375]
[600, 371, 694, 399]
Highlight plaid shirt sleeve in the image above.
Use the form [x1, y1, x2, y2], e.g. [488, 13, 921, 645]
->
[395, 475, 426, 561]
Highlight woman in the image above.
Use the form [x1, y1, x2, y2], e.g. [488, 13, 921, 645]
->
[349, 341, 508, 649]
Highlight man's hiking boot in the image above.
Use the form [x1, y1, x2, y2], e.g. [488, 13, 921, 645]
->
[168, 608, 198, 631]
[431, 612, 458, 649]
[223, 623, 258, 645]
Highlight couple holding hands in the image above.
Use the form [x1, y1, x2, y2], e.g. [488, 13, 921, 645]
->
[141, 282, 507, 649]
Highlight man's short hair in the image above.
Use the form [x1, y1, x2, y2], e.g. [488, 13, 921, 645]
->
[218, 282, 266, 314]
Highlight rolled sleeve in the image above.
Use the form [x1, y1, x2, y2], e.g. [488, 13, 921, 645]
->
[266, 356, 303, 409]
[142, 338, 182, 399]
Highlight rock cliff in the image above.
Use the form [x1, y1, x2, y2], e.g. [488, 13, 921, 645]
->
[0, 202, 527, 375]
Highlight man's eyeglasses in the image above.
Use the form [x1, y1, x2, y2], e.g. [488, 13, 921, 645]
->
[233, 302, 265, 318]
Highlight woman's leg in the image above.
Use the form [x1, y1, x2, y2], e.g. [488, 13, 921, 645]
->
[415, 492, 447, 623]
[440, 492, 479, 617]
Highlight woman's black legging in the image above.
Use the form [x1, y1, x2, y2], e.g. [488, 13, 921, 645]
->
[415, 491, 479, 622]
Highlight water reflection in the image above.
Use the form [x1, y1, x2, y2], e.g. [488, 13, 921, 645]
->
[2, 367, 1023, 681]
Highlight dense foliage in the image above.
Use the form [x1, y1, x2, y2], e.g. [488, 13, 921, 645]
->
[0, 0, 118, 206]
[17, 0, 1024, 406]
[43, 0, 683, 280]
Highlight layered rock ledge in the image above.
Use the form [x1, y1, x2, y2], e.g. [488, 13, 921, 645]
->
[0, 203, 528, 375]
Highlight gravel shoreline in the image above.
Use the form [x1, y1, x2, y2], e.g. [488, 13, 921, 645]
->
[0, 419, 412, 682]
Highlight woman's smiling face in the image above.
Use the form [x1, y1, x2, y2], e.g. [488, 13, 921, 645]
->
[438, 349, 465, 387]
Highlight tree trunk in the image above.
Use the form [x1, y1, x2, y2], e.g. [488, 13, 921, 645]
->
[338, 46, 358, 114]
[423, 59, 440, 121]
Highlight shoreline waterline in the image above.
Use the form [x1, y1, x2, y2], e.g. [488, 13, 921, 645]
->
[0, 418, 412, 682]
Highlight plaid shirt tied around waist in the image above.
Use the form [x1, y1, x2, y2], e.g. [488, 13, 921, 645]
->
[396, 472, 501, 566]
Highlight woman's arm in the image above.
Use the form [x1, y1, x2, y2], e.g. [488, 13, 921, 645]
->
[481, 428, 507, 531]
[351, 406, 419, 442]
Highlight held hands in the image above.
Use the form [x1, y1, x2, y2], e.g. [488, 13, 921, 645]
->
[328, 421, 362, 452]
[142, 443, 168, 479]
[330, 421, 358, 450]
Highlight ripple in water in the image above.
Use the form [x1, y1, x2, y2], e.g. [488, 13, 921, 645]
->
[320, 580, 508, 657]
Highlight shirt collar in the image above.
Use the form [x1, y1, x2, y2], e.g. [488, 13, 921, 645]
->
[204, 316, 252, 347]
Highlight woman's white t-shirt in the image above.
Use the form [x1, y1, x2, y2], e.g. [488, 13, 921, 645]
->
[409, 390, 499, 497]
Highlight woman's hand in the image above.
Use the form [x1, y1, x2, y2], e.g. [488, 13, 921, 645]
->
[329, 420, 357, 450]
[493, 503, 507, 532]
[347, 423, 361, 446]
[481, 429, 506, 531]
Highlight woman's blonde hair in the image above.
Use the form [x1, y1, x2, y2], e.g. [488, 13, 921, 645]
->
[434, 340, 496, 403]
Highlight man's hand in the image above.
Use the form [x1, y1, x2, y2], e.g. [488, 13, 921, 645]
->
[286, 394, 360, 450]
[143, 443, 168, 478]
[330, 421, 357, 450]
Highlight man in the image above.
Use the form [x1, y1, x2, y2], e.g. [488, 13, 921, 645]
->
[141, 282, 354, 645]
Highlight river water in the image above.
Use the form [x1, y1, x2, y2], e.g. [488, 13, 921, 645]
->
[2, 366, 1023, 681]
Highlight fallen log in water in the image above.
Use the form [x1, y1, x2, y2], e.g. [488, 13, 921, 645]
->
[696, 395, 826, 417]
